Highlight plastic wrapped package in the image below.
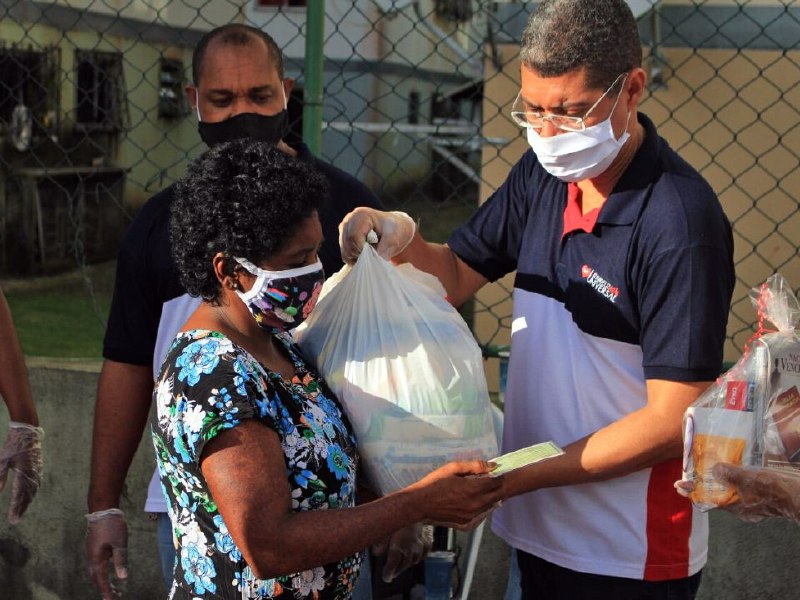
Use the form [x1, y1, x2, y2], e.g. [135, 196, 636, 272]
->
[294, 245, 498, 494]
[680, 273, 800, 511]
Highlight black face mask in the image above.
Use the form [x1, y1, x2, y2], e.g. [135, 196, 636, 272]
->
[197, 110, 289, 147]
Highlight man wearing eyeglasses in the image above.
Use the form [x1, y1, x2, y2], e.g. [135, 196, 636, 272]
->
[339, 1, 734, 598]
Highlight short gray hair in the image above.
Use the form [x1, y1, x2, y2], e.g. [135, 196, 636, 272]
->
[520, 0, 642, 90]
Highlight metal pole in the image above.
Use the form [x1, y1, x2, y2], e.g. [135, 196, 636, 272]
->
[303, 0, 325, 155]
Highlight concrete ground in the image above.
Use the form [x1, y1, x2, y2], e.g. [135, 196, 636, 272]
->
[458, 524, 512, 599]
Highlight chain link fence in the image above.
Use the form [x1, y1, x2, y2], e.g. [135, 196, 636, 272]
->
[0, 0, 798, 381]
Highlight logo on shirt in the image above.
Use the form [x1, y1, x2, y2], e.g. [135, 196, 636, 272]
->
[581, 264, 619, 304]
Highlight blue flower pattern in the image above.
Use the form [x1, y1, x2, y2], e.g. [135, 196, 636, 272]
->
[151, 330, 361, 599]
[175, 337, 224, 385]
[182, 544, 217, 595]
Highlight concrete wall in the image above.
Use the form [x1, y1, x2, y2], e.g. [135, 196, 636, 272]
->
[0, 361, 162, 600]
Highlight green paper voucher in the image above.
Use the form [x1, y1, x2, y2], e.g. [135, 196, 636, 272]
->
[490, 441, 564, 476]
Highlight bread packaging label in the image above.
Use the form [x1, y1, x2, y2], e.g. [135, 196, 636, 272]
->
[763, 340, 800, 472]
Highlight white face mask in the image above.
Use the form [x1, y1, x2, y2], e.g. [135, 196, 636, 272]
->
[525, 88, 631, 183]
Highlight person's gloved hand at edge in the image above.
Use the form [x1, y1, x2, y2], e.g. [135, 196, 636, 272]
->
[86, 508, 129, 599]
[373, 522, 434, 583]
[712, 462, 800, 523]
[0, 421, 43, 524]
[674, 462, 800, 523]
[339, 207, 416, 264]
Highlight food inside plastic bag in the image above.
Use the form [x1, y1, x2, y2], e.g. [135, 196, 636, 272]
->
[681, 273, 800, 510]
[294, 245, 499, 494]
[685, 410, 750, 507]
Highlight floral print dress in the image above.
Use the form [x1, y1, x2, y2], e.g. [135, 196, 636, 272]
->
[151, 329, 362, 599]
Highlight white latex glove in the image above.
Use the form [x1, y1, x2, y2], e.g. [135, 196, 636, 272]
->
[712, 463, 800, 523]
[0, 421, 43, 524]
[86, 508, 128, 599]
[339, 207, 415, 263]
[373, 523, 434, 583]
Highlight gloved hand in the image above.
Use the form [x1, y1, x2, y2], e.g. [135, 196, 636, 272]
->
[373, 523, 434, 583]
[0, 421, 44, 524]
[711, 463, 800, 523]
[86, 508, 128, 599]
[339, 207, 416, 264]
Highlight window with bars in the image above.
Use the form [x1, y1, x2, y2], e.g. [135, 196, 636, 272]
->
[75, 49, 127, 131]
[0, 47, 47, 125]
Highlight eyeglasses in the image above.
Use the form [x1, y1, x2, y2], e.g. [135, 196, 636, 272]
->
[510, 72, 628, 133]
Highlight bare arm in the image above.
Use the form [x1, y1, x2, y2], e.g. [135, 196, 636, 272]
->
[0, 288, 43, 525]
[0, 290, 37, 425]
[501, 379, 709, 498]
[88, 360, 154, 511]
[201, 420, 503, 580]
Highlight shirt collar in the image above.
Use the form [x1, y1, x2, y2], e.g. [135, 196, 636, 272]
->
[594, 112, 661, 227]
[562, 182, 600, 239]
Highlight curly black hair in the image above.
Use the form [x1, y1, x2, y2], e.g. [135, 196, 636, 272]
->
[170, 139, 327, 302]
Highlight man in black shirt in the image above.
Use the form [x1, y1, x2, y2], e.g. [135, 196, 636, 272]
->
[85, 24, 383, 599]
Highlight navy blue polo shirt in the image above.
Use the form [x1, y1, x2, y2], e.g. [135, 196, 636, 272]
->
[449, 113, 734, 579]
[449, 113, 734, 382]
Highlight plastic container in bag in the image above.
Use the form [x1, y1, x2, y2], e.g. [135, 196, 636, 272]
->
[681, 273, 800, 510]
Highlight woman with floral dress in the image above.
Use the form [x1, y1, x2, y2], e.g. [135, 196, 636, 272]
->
[152, 139, 503, 599]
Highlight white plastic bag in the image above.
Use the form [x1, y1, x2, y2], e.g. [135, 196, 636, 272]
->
[680, 273, 800, 510]
[294, 245, 498, 494]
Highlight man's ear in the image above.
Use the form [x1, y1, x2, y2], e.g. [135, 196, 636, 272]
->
[625, 68, 647, 111]
[283, 77, 294, 99]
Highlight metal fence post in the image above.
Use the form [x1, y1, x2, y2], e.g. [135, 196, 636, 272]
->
[303, 0, 325, 155]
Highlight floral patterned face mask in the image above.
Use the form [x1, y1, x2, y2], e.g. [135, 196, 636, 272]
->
[233, 257, 325, 331]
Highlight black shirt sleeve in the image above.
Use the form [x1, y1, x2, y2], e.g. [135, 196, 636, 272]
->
[102, 186, 181, 365]
[447, 151, 541, 282]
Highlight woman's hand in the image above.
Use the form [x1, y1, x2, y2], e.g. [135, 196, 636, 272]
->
[408, 460, 504, 530]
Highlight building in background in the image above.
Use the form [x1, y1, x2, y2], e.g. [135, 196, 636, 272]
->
[0, 0, 487, 273]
